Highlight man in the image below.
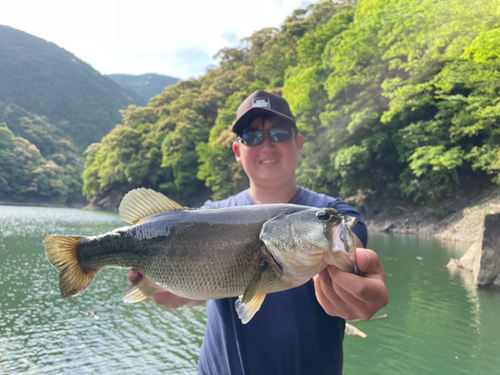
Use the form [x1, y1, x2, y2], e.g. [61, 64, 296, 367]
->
[129, 90, 388, 374]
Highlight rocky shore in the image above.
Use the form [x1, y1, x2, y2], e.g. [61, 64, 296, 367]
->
[356, 186, 500, 244]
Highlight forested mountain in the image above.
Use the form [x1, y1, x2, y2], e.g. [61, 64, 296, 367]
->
[0, 102, 84, 203]
[83, 0, 500, 207]
[107, 74, 180, 106]
[0, 25, 144, 204]
[0, 25, 143, 149]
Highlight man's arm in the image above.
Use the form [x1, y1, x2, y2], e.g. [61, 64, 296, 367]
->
[128, 270, 205, 309]
[313, 234, 389, 321]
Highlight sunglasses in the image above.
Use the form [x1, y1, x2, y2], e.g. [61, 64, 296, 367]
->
[239, 127, 296, 146]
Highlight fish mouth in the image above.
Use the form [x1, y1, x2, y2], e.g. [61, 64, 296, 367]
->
[329, 224, 345, 254]
[265, 244, 284, 272]
[322, 223, 356, 273]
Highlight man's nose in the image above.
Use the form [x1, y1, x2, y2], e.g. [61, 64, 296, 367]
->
[260, 131, 276, 148]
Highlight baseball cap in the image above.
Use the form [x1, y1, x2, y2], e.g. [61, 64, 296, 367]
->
[231, 90, 296, 135]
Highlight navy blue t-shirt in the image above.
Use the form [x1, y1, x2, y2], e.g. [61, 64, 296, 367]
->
[198, 187, 367, 375]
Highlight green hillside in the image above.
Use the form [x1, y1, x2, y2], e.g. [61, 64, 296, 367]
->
[0, 101, 84, 203]
[0, 25, 148, 204]
[0, 25, 143, 149]
[83, 0, 500, 206]
[107, 74, 180, 106]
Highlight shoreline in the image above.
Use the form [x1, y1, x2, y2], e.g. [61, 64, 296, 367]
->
[0, 200, 86, 209]
[358, 186, 500, 244]
[3, 186, 499, 244]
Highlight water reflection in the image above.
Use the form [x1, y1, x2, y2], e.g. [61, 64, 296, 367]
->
[343, 232, 500, 375]
[0, 205, 205, 374]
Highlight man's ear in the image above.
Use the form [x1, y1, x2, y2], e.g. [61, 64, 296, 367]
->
[296, 134, 304, 155]
[233, 141, 242, 162]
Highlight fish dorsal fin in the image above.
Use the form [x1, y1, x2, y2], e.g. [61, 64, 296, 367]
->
[119, 188, 185, 225]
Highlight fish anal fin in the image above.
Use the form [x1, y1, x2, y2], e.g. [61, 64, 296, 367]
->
[119, 188, 186, 225]
[235, 293, 267, 324]
[121, 275, 164, 303]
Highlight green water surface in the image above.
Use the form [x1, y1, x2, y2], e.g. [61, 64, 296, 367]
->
[0, 205, 499, 374]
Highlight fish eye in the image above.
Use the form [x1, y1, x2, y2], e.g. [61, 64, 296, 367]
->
[316, 211, 331, 221]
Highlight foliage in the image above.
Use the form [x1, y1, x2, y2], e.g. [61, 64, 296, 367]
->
[0, 115, 83, 203]
[78, 0, 500, 204]
[285, 0, 500, 201]
[82, 1, 344, 203]
[83, 81, 214, 201]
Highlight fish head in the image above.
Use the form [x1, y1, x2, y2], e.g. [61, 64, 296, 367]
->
[260, 207, 358, 281]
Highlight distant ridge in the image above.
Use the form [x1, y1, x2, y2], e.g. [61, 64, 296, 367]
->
[107, 73, 180, 105]
[0, 25, 144, 149]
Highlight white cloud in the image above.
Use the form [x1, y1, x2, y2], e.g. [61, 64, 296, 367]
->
[1, 0, 315, 78]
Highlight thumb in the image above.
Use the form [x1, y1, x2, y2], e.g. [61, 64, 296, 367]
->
[355, 249, 385, 279]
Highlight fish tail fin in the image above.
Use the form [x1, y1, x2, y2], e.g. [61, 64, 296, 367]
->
[44, 235, 97, 299]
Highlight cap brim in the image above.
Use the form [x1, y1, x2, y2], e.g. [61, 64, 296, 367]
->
[232, 108, 296, 135]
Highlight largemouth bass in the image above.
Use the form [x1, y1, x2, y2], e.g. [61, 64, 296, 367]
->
[44, 188, 361, 323]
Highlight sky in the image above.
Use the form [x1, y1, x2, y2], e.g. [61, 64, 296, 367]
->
[1, 0, 315, 80]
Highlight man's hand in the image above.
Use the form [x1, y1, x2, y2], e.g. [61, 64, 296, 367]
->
[313, 249, 388, 321]
[128, 270, 205, 309]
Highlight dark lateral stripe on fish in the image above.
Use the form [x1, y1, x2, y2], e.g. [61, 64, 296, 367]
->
[44, 235, 97, 299]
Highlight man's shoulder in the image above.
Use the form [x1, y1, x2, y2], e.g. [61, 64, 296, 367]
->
[294, 187, 341, 208]
[201, 190, 251, 208]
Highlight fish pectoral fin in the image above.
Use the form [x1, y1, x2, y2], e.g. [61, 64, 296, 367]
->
[235, 293, 267, 324]
[241, 260, 268, 304]
[234, 260, 269, 324]
[119, 188, 186, 226]
[120, 276, 164, 303]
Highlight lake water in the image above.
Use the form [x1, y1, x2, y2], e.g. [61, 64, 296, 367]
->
[1, 205, 499, 374]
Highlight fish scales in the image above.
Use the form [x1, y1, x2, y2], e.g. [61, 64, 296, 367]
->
[76, 206, 301, 300]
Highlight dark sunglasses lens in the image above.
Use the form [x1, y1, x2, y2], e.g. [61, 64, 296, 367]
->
[241, 130, 263, 146]
[269, 128, 293, 142]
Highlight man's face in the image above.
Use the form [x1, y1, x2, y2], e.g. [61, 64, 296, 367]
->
[233, 117, 304, 188]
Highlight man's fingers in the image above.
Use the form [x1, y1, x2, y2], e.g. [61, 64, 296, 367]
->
[329, 282, 369, 319]
[128, 269, 142, 283]
[314, 270, 338, 316]
[327, 265, 388, 306]
[315, 269, 366, 320]
[315, 249, 389, 320]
